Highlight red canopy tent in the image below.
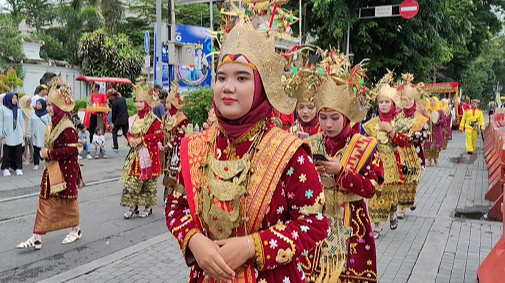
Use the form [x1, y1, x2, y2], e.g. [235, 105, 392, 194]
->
[76, 76, 132, 128]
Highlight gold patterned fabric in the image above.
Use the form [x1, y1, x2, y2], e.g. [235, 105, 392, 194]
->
[120, 177, 158, 207]
[34, 197, 79, 234]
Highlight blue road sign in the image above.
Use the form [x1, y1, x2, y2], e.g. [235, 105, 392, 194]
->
[144, 31, 150, 54]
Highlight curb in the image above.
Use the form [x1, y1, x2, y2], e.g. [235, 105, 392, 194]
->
[38, 233, 172, 283]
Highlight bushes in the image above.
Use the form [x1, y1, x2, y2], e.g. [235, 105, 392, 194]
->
[182, 87, 213, 127]
[126, 99, 137, 116]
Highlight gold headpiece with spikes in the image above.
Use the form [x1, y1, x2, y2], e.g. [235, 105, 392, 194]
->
[211, 1, 297, 114]
[134, 77, 160, 108]
[47, 76, 75, 112]
[313, 49, 373, 123]
[168, 81, 184, 110]
[373, 70, 402, 107]
[282, 45, 324, 104]
[398, 73, 425, 103]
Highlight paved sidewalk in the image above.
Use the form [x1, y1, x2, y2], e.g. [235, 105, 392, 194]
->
[0, 133, 129, 199]
[39, 130, 503, 283]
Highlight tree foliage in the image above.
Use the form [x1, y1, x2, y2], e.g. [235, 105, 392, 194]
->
[0, 14, 24, 77]
[0, 67, 24, 93]
[182, 87, 214, 127]
[78, 29, 143, 95]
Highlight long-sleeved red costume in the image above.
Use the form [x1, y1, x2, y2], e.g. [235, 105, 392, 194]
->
[166, 125, 329, 283]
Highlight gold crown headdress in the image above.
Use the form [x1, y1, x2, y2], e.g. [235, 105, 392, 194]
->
[168, 81, 184, 110]
[47, 77, 75, 112]
[373, 70, 402, 107]
[134, 77, 160, 108]
[313, 49, 373, 123]
[210, 0, 298, 114]
[397, 73, 425, 103]
[282, 45, 324, 104]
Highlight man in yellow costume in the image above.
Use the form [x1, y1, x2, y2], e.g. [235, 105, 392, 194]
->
[459, 99, 485, 154]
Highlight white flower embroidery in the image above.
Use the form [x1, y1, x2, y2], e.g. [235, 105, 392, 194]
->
[300, 225, 309, 232]
[183, 208, 190, 215]
[283, 277, 291, 283]
[297, 155, 305, 165]
[292, 231, 299, 240]
[168, 210, 175, 217]
[307, 219, 312, 223]
[299, 174, 307, 183]
[277, 206, 285, 214]
[269, 239, 278, 249]
[316, 213, 324, 221]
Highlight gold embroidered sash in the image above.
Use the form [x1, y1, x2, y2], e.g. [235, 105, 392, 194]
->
[44, 117, 78, 195]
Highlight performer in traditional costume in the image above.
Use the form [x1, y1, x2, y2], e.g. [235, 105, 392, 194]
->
[441, 99, 452, 149]
[16, 79, 85, 250]
[165, 13, 329, 283]
[161, 82, 188, 204]
[396, 74, 429, 219]
[302, 57, 384, 283]
[121, 83, 163, 219]
[459, 99, 485, 154]
[364, 77, 409, 239]
[424, 97, 446, 166]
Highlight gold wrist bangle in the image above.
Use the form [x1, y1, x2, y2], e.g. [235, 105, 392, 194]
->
[247, 236, 253, 259]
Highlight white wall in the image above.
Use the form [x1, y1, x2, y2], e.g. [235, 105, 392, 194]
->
[20, 64, 90, 100]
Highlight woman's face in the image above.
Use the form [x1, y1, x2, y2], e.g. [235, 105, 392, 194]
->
[135, 100, 145, 111]
[47, 102, 54, 117]
[165, 101, 172, 111]
[26, 98, 32, 108]
[319, 110, 345, 138]
[36, 101, 42, 110]
[430, 98, 437, 107]
[297, 102, 317, 123]
[214, 63, 255, 120]
[378, 97, 392, 114]
[11, 95, 18, 105]
[401, 97, 415, 109]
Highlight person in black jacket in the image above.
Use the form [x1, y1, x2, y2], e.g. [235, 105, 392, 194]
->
[109, 90, 129, 151]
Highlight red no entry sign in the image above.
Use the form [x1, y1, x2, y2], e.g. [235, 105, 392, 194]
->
[400, 0, 419, 19]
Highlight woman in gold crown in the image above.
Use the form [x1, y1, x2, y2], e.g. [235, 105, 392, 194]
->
[161, 82, 188, 204]
[16, 79, 85, 250]
[165, 16, 328, 283]
[364, 82, 410, 238]
[395, 77, 429, 219]
[301, 69, 384, 282]
[120, 84, 164, 219]
[440, 99, 452, 149]
[423, 97, 446, 166]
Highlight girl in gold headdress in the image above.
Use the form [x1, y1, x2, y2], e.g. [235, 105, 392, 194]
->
[301, 55, 384, 283]
[120, 83, 164, 219]
[424, 97, 446, 166]
[16, 79, 85, 250]
[165, 10, 328, 283]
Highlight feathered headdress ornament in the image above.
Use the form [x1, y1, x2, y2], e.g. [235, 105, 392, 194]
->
[134, 76, 160, 108]
[47, 76, 75, 112]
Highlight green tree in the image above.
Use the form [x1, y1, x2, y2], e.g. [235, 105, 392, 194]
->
[0, 68, 24, 93]
[0, 14, 25, 77]
[78, 29, 143, 95]
[175, 3, 222, 30]
[182, 87, 213, 126]
[22, 0, 52, 30]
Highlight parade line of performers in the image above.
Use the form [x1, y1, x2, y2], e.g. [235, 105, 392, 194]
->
[12, 6, 488, 283]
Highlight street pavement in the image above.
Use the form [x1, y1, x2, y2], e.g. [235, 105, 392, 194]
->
[0, 130, 501, 283]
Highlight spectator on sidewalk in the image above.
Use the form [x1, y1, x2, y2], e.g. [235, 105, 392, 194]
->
[109, 90, 129, 151]
[31, 85, 48, 108]
[152, 84, 165, 119]
[19, 96, 34, 165]
[92, 128, 107, 159]
[0, 93, 25, 176]
[77, 124, 92, 160]
[28, 99, 51, 171]
[88, 83, 108, 142]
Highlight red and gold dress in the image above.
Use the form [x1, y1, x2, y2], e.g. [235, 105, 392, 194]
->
[166, 121, 329, 283]
[35, 117, 84, 234]
[302, 133, 384, 283]
[120, 112, 163, 208]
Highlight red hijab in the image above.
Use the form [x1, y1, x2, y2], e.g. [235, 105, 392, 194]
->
[168, 103, 178, 116]
[51, 104, 71, 126]
[403, 101, 417, 117]
[214, 70, 273, 142]
[324, 115, 352, 157]
[379, 101, 398, 122]
[138, 102, 152, 118]
[299, 115, 319, 134]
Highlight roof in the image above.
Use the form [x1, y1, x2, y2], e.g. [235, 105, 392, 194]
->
[415, 82, 459, 94]
[75, 76, 132, 84]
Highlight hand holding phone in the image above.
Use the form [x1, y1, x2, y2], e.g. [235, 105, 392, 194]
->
[297, 132, 309, 139]
[312, 153, 329, 162]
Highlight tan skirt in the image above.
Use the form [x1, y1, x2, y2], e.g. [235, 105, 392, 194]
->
[33, 197, 80, 234]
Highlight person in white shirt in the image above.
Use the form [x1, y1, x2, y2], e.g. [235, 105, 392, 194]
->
[92, 127, 107, 159]
[0, 93, 25, 176]
[28, 99, 51, 171]
[31, 85, 48, 108]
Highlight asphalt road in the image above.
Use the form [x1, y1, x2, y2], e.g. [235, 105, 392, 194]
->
[0, 179, 168, 283]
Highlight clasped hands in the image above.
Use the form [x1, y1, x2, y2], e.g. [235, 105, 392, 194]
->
[315, 157, 342, 175]
[188, 233, 254, 282]
[128, 137, 142, 148]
